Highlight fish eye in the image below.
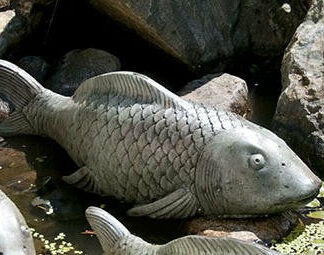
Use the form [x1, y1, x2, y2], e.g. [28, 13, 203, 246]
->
[249, 154, 265, 170]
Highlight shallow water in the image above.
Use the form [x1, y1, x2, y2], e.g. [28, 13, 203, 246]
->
[0, 136, 182, 254]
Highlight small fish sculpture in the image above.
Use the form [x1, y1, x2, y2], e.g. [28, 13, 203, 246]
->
[86, 206, 282, 255]
[0, 60, 321, 219]
[0, 190, 35, 255]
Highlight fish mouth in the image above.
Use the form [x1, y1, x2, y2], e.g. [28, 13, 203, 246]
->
[296, 191, 319, 204]
[277, 188, 320, 207]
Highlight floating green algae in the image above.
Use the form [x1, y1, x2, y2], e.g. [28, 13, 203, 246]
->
[272, 221, 324, 255]
[272, 182, 324, 255]
[30, 228, 84, 255]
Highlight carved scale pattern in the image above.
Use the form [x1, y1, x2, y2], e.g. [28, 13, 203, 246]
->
[26, 91, 243, 204]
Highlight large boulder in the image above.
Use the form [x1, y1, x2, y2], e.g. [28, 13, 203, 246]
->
[90, 0, 307, 72]
[179, 73, 249, 117]
[273, 0, 324, 175]
[45, 48, 121, 96]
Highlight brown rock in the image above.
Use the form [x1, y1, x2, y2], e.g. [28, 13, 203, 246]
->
[179, 73, 250, 117]
[0, 0, 10, 9]
[181, 212, 298, 242]
[199, 230, 260, 243]
[273, 0, 324, 175]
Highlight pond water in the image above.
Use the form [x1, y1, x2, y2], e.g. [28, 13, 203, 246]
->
[0, 136, 182, 254]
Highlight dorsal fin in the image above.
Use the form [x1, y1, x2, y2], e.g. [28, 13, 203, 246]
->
[73, 72, 192, 109]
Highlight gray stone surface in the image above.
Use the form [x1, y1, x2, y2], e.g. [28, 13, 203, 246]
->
[0, 190, 35, 255]
[0, 61, 321, 220]
[90, 0, 307, 72]
[273, 0, 324, 175]
[86, 206, 283, 255]
[179, 73, 249, 117]
[46, 48, 121, 96]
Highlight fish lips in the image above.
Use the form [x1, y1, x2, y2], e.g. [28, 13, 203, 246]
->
[274, 185, 321, 209]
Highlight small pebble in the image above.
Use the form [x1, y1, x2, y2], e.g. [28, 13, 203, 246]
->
[281, 3, 291, 13]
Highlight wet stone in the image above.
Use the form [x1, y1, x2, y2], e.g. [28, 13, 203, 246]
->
[179, 73, 250, 117]
[181, 211, 298, 242]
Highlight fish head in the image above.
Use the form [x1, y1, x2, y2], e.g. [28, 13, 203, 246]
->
[0, 191, 35, 255]
[195, 125, 322, 217]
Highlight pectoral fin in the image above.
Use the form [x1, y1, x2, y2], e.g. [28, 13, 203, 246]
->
[127, 188, 199, 219]
[62, 166, 104, 195]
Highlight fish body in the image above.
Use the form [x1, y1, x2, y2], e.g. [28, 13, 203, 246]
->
[86, 206, 282, 255]
[0, 60, 321, 219]
[0, 190, 35, 255]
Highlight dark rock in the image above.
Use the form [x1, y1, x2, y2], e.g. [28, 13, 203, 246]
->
[273, 0, 324, 176]
[181, 212, 298, 242]
[90, 0, 307, 72]
[0, 10, 26, 57]
[17, 56, 49, 82]
[179, 73, 249, 117]
[45, 48, 121, 96]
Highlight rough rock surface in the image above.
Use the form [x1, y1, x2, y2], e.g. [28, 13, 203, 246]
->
[17, 56, 49, 83]
[0, 97, 10, 121]
[178, 73, 249, 117]
[0, 0, 10, 10]
[0, 9, 26, 56]
[90, 0, 308, 72]
[45, 48, 121, 96]
[273, 0, 324, 175]
[181, 212, 298, 242]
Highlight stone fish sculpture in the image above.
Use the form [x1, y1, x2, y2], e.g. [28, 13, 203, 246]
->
[86, 206, 282, 255]
[0, 60, 321, 219]
[0, 190, 35, 255]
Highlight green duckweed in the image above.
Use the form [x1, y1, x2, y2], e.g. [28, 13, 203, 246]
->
[30, 228, 84, 255]
[271, 218, 324, 255]
[272, 182, 324, 255]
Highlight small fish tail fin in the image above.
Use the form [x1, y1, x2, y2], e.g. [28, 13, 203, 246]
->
[85, 206, 131, 251]
[0, 59, 44, 136]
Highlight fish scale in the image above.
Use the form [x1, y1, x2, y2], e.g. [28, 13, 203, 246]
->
[24, 87, 239, 205]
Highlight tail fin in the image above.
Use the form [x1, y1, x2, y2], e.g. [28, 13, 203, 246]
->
[85, 206, 130, 252]
[0, 59, 44, 136]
